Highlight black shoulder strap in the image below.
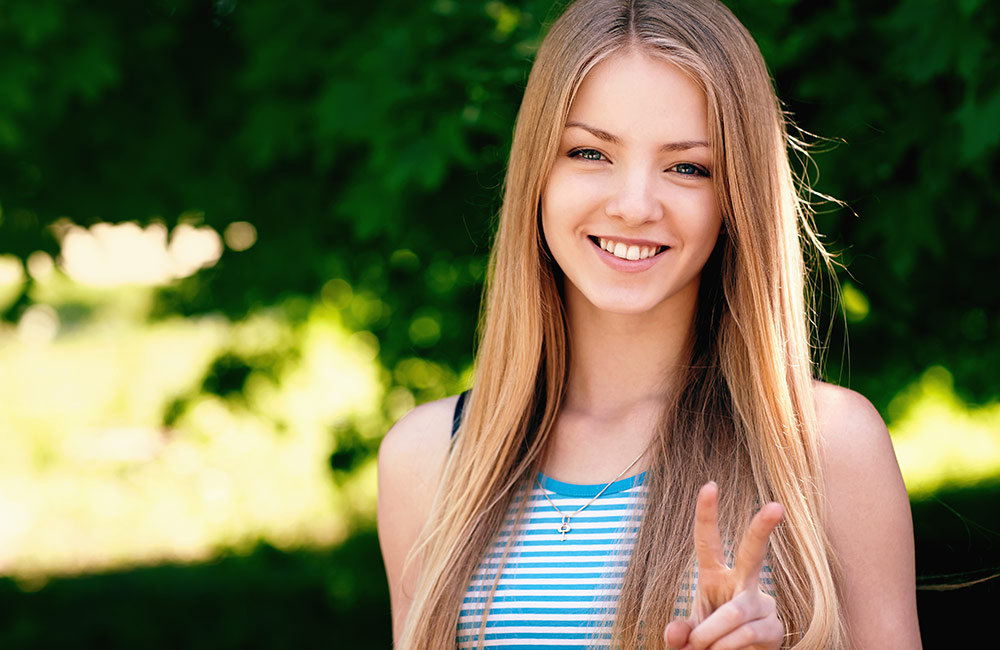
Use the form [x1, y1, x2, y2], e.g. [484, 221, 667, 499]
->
[451, 389, 469, 438]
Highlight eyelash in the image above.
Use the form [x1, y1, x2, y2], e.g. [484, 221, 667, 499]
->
[567, 148, 711, 178]
[568, 148, 606, 162]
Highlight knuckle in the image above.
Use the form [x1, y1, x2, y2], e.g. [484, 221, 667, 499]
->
[689, 627, 711, 649]
[737, 624, 758, 646]
[709, 627, 754, 650]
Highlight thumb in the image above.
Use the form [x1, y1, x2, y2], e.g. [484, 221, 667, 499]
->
[664, 619, 693, 650]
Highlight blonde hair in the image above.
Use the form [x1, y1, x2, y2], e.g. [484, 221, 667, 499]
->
[397, 0, 846, 648]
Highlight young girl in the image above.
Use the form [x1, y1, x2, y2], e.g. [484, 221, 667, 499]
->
[378, 0, 921, 648]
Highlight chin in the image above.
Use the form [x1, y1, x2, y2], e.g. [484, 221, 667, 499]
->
[567, 275, 700, 318]
[581, 293, 667, 316]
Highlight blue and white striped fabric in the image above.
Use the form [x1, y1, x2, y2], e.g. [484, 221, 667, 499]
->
[457, 471, 657, 649]
[455, 471, 776, 649]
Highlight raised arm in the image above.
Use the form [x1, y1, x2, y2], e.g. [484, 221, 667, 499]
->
[815, 382, 922, 649]
[377, 395, 457, 641]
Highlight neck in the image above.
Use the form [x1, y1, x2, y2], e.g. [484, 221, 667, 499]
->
[561, 282, 697, 419]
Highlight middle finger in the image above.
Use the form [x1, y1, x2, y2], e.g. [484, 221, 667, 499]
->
[733, 501, 784, 591]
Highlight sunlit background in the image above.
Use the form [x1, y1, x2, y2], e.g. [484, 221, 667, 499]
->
[0, 0, 996, 648]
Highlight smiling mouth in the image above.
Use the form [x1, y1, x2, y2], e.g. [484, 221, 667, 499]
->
[589, 236, 668, 261]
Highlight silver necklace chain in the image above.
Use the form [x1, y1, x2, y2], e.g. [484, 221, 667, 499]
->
[536, 450, 645, 541]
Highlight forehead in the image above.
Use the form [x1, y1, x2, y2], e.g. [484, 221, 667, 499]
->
[566, 50, 710, 144]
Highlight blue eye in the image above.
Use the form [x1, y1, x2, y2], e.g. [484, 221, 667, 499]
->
[569, 148, 605, 161]
[671, 163, 710, 177]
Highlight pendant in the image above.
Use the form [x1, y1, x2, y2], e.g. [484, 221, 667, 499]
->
[557, 516, 572, 541]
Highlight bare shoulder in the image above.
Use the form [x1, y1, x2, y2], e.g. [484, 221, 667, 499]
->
[379, 395, 458, 481]
[811, 380, 902, 525]
[378, 394, 459, 529]
[811, 381, 921, 649]
[812, 380, 893, 465]
[377, 394, 460, 637]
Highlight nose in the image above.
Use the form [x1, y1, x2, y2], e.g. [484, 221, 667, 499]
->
[604, 167, 664, 225]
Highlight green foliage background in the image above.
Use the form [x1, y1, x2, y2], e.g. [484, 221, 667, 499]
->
[0, 0, 997, 647]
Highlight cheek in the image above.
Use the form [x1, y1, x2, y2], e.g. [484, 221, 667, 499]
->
[674, 193, 722, 248]
[541, 171, 587, 242]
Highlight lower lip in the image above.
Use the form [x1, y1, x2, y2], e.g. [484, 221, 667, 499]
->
[591, 239, 668, 273]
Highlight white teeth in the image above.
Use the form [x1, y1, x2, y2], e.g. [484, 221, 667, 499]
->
[597, 237, 662, 260]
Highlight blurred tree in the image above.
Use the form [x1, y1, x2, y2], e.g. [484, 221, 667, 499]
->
[1, 1, 997, 647]
[0, 0, 997, 410]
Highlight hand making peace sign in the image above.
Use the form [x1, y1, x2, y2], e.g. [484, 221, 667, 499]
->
[664, 482, 786, 650]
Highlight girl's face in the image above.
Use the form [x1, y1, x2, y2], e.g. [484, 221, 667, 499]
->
[541, 50, 722, 319]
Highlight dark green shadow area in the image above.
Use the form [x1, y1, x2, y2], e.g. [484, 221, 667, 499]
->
[0, 530, 391, 650]
[913, 480, 1000, 647]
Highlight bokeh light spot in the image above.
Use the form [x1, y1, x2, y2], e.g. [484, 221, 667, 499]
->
[408, 313, 441, 347]
[841, 281, 870, 322]
[16, 303, 59, 343]
[389, 249, 420, 271]
[394, 357, 450, 392]
[0, 255, 26, 311]
[55, 220, 223, 287]
[321, 278, 353, 309]
[0, 255, 25, 285]
[385, 386, 416, 422]
[486, 1, 520, 38]
[347, 330, 380, 362]
[349, 293, 386, 328]
[223, 221, 257, 252]
[168, 223, 223, 278]
[427, 260, 459, 295]
[468, 257, 486, 281]
[26, 251, 55, 282]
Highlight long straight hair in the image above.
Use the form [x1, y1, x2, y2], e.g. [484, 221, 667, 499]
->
[397, 1, 846, 648]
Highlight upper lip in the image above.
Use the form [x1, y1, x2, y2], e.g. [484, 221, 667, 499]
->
[590, 234, 670, 248]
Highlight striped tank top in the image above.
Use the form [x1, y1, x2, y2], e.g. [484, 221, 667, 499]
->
[450, 392, 774, 649]
[457, 471, 659, 649]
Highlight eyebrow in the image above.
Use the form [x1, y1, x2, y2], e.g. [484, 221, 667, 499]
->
[564, 121, 709, 152]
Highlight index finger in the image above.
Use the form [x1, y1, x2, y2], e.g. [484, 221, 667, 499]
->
[734, 501, 784, 591]
[693, 481, 726, 569]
